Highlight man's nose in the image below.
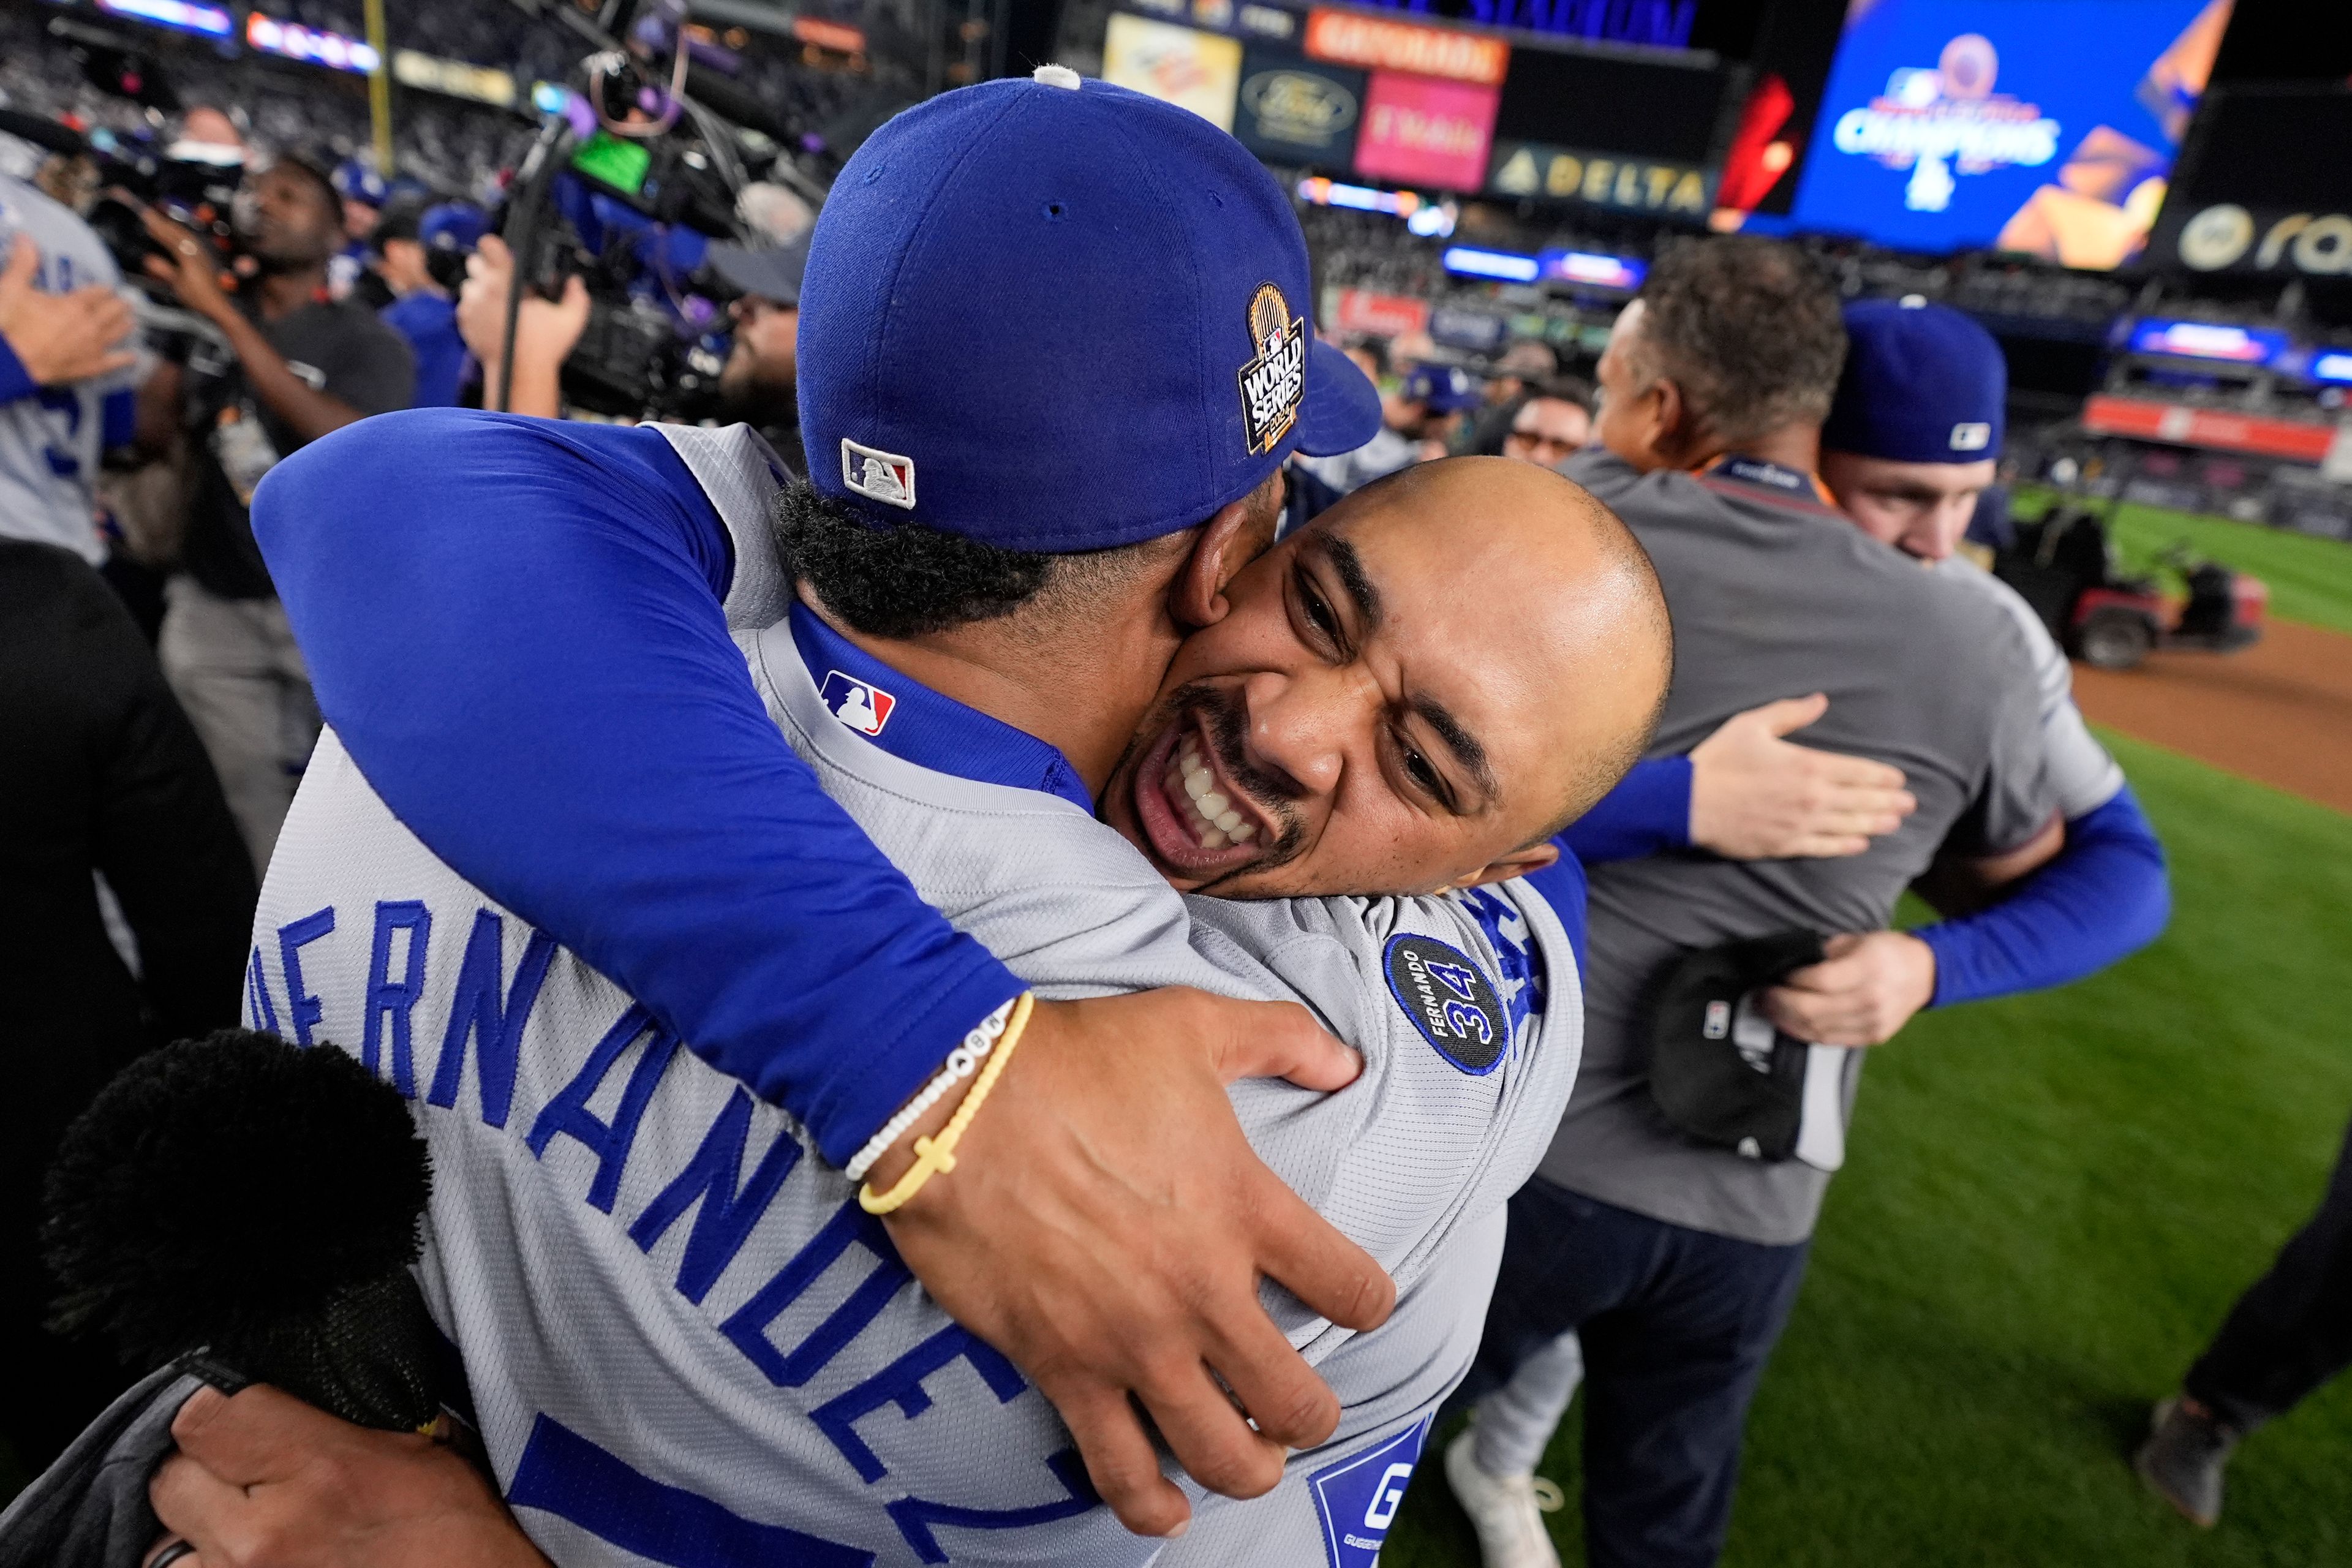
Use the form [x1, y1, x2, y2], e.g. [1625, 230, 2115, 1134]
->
[1239, 665, 1378, 797]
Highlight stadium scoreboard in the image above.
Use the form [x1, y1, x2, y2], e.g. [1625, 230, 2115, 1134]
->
[1101, 0, 1734, 215]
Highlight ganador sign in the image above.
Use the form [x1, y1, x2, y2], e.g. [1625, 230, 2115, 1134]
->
[2164, 203, 2352, 276]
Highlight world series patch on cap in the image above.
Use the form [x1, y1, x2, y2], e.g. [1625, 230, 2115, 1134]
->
[1648, 930, 1853, 1170]
[796, 68, 1381, 554]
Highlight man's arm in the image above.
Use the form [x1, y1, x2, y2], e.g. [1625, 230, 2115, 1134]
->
[0, 235, 137, 396]
[1915, 787, 2168, 1005]
[1762, 812, 2067, 1045]
[251, 409, 1390, 1534]
[1562, 693, 1915, 865]
[454, 234, 589, 419]
[151, 1387, 550, 1568]
[64, 549, 258, 1038]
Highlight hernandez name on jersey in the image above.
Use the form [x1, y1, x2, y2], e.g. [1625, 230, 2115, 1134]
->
[243, 424, 1584, 1568]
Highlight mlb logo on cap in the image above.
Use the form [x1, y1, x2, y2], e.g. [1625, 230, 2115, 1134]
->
[842, 439, 916, 510]
[1949, 421, 1992, 451]
[820, 670, 897, 736]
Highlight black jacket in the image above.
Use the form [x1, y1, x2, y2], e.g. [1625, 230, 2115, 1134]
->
[0, 540, 256, 1465]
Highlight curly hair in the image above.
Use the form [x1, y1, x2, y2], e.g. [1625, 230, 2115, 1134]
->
[1629, 236, 1848, 446]
[770, 469, 1279, 639]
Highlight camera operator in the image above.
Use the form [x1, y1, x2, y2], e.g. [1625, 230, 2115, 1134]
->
[706, 234, 806, 470]
[137, 154, 414, 873]
[455, 230, 809, 473]
[0, 138, 141, 566]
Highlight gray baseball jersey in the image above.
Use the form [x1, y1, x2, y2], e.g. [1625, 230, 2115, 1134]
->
[0, 172, 134, 564]
[1938, 552, 2124, 820]
[1534, 448, 2056, 1246]
[245, 424, 1583, 1568]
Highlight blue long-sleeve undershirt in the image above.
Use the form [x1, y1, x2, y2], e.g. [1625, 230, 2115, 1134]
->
[1560, 744, 2166, 1006]
[251, 409, 1023, 1166]
[1919, 785, 2169, 1007]
[1559, 755, 1693, 865]
[0, 336, 33, 404]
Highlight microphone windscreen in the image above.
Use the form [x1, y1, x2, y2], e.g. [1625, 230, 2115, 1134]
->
[42, 1029, 443, 1430]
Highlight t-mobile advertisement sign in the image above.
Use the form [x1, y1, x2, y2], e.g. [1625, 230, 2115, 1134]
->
[1352, 70, 1499, 192]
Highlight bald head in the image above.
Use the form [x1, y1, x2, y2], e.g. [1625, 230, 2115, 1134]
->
[1340, 457, 1673, 830]
[1103, 454, 1674, 899]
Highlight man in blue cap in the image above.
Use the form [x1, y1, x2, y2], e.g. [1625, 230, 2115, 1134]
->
[1774, 298, 2169, 1045]
[328, 156, 390, 303]
[1300, 360, 1484, 492]
[148, 69, 1440, 1553]
[1446, 285, 2173, 1568]
[375, 201, 484, 408]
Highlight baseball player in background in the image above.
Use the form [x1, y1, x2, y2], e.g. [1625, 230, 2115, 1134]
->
[1448, 290, 2171, 1568]
[0, 126, 141, 566]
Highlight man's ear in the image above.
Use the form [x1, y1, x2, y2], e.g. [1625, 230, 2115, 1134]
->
[1647, 377, 1694, 467]
[1171, 471, 1284, 630]
[1440, 838, 1561, 892]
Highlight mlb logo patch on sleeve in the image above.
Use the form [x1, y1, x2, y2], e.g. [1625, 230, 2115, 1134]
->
[1310, 1414, 1433, 1568]
[1384, 933, 1507, 1074]
[819, 669, 896, 736]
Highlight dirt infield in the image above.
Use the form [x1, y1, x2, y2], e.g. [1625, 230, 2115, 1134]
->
[2073, 619, 2352, 815]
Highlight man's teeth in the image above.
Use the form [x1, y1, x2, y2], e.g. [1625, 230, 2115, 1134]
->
[1165, 736, 1257, 851]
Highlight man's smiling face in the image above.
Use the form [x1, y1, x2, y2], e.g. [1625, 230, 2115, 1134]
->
[1101, 458, 1671, 899]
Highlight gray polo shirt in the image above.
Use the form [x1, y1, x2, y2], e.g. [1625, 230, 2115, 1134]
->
[1536, 448, 2056, 1246]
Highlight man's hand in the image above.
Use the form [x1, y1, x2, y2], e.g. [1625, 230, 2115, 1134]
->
[1759, 930, 1937, 1046]
[1689, 693, 1916, 859]
[140, 207, 236, 328]
[457, 235, 589, 417]
[875, 989, 1395, 1539]
[0, 236, 135, 384]
[149, 1385, 549, 1568]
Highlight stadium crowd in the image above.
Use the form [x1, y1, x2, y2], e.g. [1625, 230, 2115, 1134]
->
[0, 17, 2348, 1568]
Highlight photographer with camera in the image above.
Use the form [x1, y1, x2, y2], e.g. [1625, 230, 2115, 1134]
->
[137, 154, 414, 873]
[704, 235, 806, 470]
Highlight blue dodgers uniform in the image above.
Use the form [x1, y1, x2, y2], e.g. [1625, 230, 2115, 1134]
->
[250, 420, 1589, 1567]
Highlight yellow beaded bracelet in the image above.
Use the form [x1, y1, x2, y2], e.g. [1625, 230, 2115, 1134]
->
[858, 990, 1035, 1215]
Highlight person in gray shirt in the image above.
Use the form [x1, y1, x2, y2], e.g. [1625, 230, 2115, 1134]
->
[1451, 238, 2063, 1568]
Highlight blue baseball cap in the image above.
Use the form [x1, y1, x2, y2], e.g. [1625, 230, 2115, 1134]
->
[1401, 363, 1482, 414]
[1822, 298, 2005, 464]
[419, 202, 486, 255]
[797, 68, 1381, 552]
[333, 155, 388, 206]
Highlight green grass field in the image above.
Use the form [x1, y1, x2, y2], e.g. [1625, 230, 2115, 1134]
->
[1384, 728, 2352, 1566]
[2012, 487, 2352, 637]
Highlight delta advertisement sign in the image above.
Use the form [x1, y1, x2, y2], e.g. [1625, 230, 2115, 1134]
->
[1785, 0, 2233, 267]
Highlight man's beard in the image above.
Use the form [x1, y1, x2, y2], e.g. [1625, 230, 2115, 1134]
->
[720, 350, 794, 412]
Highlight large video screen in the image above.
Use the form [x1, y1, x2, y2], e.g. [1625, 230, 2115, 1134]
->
[1784, 0, 2233, 268]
